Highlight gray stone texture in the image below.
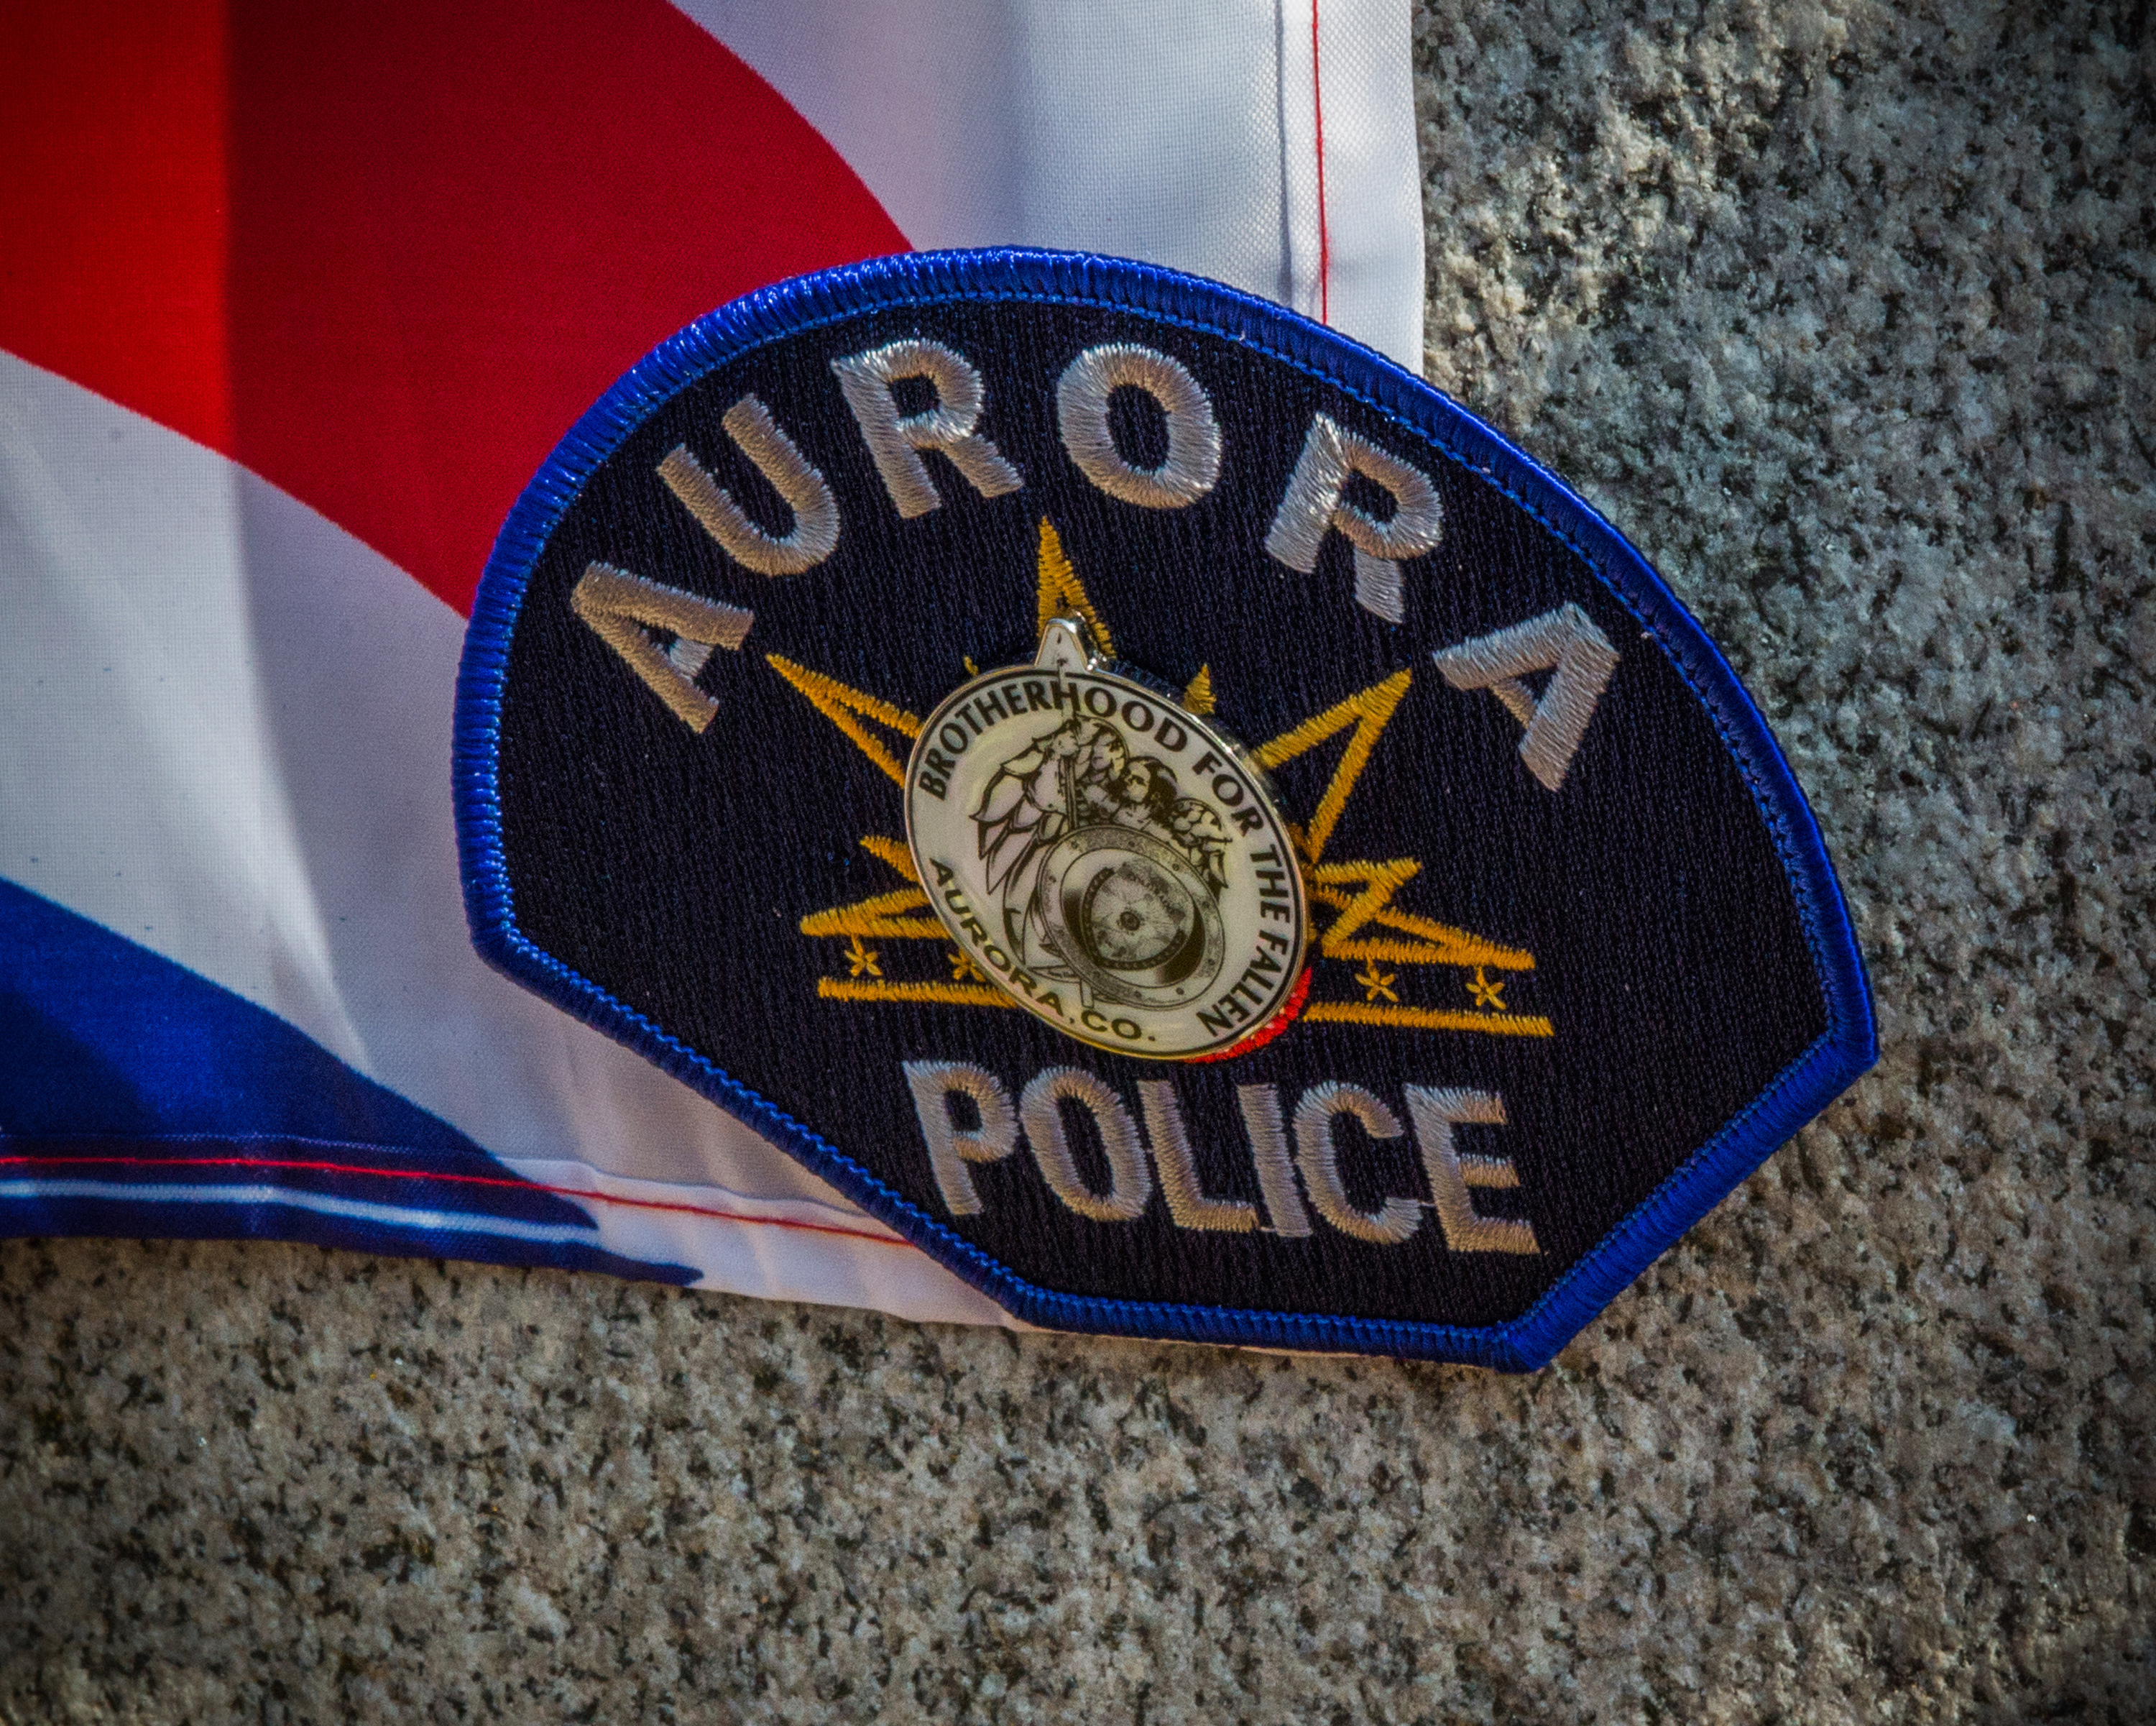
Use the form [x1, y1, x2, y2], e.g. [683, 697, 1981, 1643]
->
[4, 1, 2152, 1719]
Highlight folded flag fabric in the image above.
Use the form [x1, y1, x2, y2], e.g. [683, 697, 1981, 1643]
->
[0, 0, 1424, 1326]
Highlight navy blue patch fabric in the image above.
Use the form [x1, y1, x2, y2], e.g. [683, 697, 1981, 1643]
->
[456, 249, 1873, 1367]
[0, 878, 696, 1285]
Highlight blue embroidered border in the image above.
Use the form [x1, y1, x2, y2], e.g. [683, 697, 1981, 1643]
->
[453, 249, 1876, 1371]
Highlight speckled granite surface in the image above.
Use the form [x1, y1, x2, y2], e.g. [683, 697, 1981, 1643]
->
[4, 3, 2151, 1720]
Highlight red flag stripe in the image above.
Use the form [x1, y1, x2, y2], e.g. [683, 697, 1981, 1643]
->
[0, 1, 908, 616]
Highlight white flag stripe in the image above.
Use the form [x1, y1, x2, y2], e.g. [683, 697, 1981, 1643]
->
[499, 1159, 1011, 1324]
[683, 0, 1424, 369]
[1307, 0, 1427, 365]
[0, 1166, 1009, 1324]
[0, 1183, 606, 1248]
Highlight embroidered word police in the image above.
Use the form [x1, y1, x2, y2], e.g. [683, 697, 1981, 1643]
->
[904, 1060, 1539, 1254]
[905, 616, 1307, 1058]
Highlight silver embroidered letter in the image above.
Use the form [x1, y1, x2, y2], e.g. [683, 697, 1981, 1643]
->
[1138, 1080, 1257, 1233]
[903, 1060, 1019, 1218]
[1019, 1067, 1152, 1224]
[830, 338, 1024, 518]
[1238, 1083, 1313, 1237]
[1263, 413, 1443, 623]
[569, 563, 753, 733]
[657, 395, 839, 576]
[1291, 1080, 1422, 1246]
[1430, 602, 1618, 791]
[1055, 344, 1222, 509]
[1404, 1086, 1540, 1256]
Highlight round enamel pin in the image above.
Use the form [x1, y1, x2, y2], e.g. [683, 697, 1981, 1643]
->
[454, 249, 1874, 1367]
[905, 617, 1307, 1058]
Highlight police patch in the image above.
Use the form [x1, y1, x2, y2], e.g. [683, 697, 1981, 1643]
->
[454, 250, 1875, 1369]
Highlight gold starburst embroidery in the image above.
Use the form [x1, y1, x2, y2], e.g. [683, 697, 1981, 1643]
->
[783, 519, 1552, 1039]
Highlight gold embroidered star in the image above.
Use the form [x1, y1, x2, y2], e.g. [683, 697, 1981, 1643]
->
[1468, 966, 1506, 1011]
[1355, 961, 1398, 1004]
[949, 947, 985, 983]
[844, 935, 882, 978]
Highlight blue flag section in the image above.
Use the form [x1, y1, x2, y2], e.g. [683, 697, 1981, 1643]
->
[453, 250, 1874, 1368]
[0, 878, 695, 1285]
